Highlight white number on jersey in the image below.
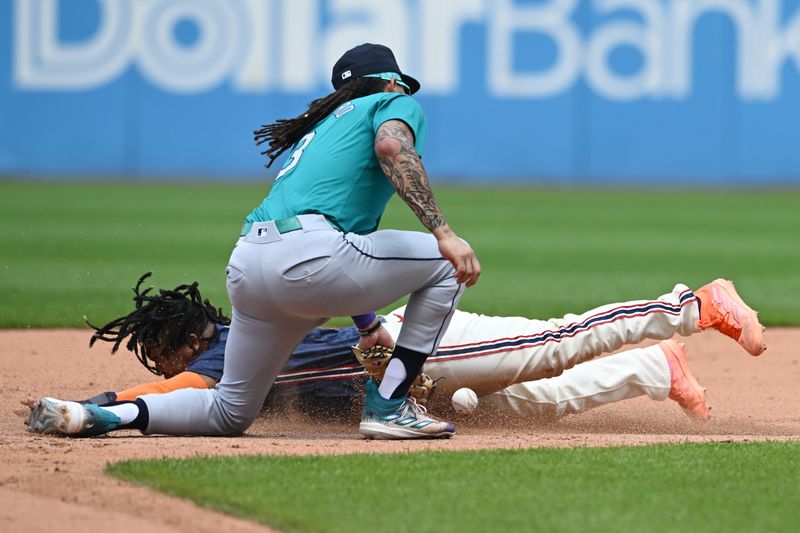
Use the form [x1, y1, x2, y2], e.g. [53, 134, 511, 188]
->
[276, 131, 316, 180]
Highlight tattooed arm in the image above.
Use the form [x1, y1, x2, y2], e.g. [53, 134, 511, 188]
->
[375, 120, 444, 231]
[375, 119, 481, 286]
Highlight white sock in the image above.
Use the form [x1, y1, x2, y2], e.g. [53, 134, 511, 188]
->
[101, 403, 140, 424]
[378, 358, 407, 399]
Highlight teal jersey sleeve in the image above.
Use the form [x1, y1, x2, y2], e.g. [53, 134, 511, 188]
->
[372, 94, 427, 156]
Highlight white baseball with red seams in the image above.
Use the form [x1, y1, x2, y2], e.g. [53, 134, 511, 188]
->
[451, 388, 478, 414]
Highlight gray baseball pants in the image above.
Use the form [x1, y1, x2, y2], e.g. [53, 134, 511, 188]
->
[142, 214, 463, 435]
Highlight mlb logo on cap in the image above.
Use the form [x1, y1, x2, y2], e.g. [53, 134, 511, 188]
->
[341, 70, 352, 80]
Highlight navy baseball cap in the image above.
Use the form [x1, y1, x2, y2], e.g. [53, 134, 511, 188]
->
[331, 43, 420, 95]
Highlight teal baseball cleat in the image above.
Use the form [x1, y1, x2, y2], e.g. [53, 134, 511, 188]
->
[27, 397, 121, 437]
[359, 380, 455, 439]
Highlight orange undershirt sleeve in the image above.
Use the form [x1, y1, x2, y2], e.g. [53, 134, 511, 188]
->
[115, 371, 213, 401]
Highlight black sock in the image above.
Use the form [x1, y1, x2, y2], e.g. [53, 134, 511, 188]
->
[388, 345, 428, 400]
[109, 398, 150, 431]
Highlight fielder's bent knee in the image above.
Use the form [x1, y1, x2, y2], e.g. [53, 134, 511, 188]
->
[215, 406, 259, 435]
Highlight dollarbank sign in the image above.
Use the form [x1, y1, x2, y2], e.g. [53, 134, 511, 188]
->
[4, 0, 800, 181]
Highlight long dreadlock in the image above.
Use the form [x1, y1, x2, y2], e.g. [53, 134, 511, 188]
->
[254, 77, 389, 168]
[86, 272, 231, 375]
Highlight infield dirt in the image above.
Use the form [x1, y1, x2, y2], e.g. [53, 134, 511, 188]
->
[1, 328, 798, 532]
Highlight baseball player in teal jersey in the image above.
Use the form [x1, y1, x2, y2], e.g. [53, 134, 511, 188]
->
[26, 43, 480, 440]
[250, 90, 427, 235]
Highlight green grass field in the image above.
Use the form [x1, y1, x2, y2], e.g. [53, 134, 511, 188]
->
[1, 183, 799, 327]
[108, 442, 800, 533]
[4, 182, 799, 531]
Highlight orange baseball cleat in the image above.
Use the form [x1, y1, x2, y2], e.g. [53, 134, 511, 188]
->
[661, 340, 710, 421]
[695, 279, 766, 356]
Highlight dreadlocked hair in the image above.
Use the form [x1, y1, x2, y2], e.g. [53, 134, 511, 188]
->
[254, 77, 389, 168]
[86, 272, 231, 375]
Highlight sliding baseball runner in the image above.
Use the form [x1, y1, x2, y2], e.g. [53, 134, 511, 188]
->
[27, 274, 766, 435]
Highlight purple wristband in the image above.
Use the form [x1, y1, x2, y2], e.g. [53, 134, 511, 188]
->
[351, 312, 377, 330]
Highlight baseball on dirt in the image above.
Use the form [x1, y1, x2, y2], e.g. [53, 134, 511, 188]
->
[451, 387, 478, 414]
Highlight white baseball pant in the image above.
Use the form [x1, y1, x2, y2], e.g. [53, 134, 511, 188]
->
[382, 283, 699, 418]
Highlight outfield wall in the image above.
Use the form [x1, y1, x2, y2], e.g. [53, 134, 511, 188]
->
[1, 0, 800, 183]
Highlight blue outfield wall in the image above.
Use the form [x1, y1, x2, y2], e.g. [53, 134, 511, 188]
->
[1, 0, 800, 184]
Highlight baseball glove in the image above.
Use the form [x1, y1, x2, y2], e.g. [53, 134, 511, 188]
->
[351, 344, 436, 406]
